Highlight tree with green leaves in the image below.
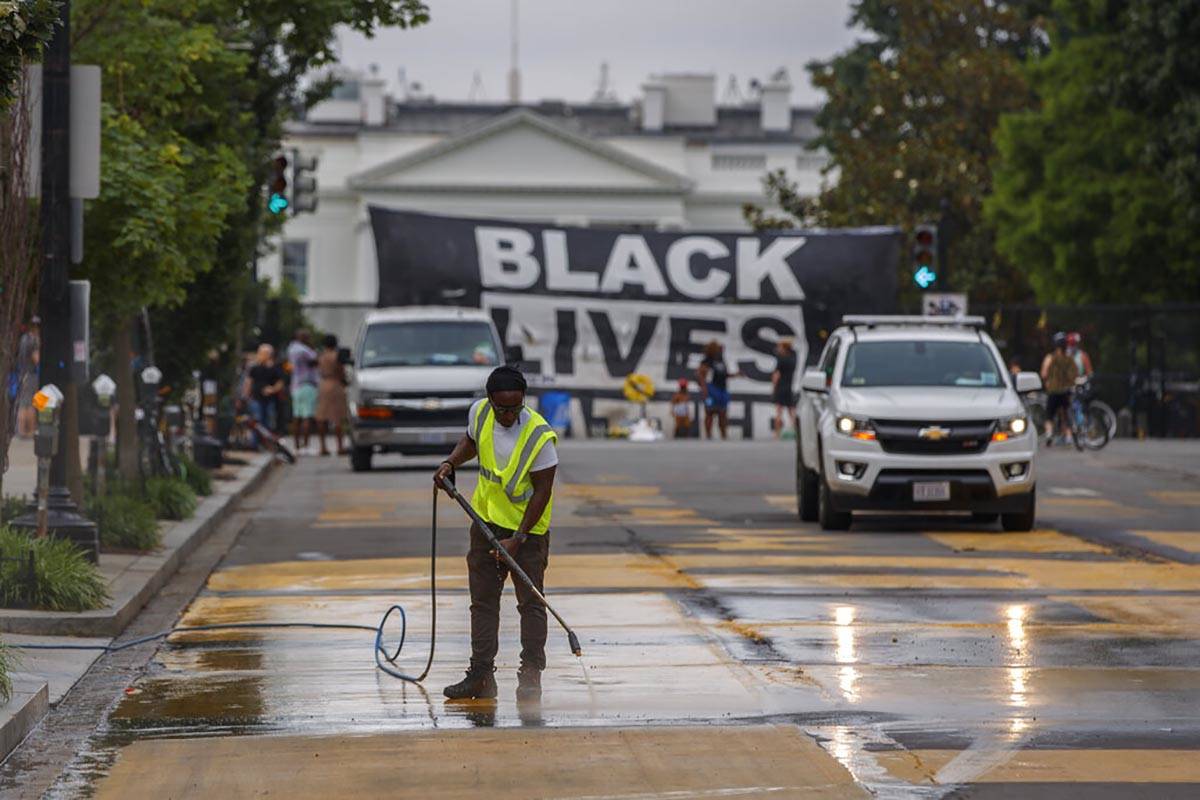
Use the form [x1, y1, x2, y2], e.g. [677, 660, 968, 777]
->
[70, 0, 428, 477]
[986, 0, 1200, 304]
[0, 0, 61, 109]
[747, 0, 1048, 303]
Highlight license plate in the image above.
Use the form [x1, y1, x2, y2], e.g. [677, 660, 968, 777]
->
[913, 481, 951, 502]
[419, 431, 447, 444]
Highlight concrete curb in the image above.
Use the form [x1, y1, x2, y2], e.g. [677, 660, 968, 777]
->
[0, 679, 48, 765]
[0, 454, 276, 637]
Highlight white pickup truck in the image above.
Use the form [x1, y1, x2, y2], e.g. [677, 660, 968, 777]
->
[795, 315, 1043, 531]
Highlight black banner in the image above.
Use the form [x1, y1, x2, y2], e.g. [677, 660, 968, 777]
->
[370, 208, 899, 436]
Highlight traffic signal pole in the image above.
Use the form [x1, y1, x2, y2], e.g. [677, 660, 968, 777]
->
[13, 0, 100, 559]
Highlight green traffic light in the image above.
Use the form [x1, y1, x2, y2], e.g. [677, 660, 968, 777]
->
[268, 193, 289, 214]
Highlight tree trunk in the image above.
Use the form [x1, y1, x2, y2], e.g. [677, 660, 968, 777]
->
[64, 382, 85, 503]
[114, 318, 139, 482]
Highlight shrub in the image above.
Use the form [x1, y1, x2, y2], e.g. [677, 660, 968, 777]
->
[0, 639, 15, 704]
[0, 526, 110, 611]
[1, 495, 27, 525]
[90, 492, 160, 551]
[178, 454, 213, 497]
[144, 476, 197, 521]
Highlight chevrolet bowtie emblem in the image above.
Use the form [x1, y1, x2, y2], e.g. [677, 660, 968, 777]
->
[918, 425, 950, 441]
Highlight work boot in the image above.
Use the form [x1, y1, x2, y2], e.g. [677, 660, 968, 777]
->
[443, 664, 497, 700]
[516, 667, 542, 702]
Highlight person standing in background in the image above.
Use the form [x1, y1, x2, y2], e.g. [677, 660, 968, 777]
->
[286, 329, 319, 452]
[243, 344, 285, 447]
[771, 338, 799, 438]
[696, 340, 739, 440]
[316, 334, 349, 456]
[15, 318, 40, 439]
[1040, 332, 1079, 445]
[1066, 332, 1094, 379]
[670, 379, 692, 438]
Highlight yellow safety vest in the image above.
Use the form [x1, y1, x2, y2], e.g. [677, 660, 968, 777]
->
[472, 402, 557, 535]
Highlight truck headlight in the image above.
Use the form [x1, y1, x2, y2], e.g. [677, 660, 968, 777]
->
[835, 415, 876, 441]
[993, 414, 1028, 441]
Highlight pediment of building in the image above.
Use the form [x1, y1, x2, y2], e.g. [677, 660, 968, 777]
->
[348, 109, 691, 194]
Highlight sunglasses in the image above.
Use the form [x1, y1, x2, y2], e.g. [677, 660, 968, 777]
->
[492, 401, 525, 415]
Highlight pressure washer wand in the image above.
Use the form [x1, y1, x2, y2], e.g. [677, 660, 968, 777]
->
[438, 476, 582, 657]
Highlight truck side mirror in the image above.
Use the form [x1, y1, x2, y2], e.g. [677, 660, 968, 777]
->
[1015, 371, 1042, 393]
[801, 368, 828, 393]
[337, 347, 353, 366]
[505, 345, 524, 365]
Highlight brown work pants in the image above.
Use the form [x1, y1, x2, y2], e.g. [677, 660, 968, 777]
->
[467, 521, 550, 672]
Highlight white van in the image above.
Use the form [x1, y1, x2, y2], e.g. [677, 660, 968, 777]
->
[347, 307, 504, 471]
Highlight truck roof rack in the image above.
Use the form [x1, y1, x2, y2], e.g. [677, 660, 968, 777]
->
[841, 314, 987, 329]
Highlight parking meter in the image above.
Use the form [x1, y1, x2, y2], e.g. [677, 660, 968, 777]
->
[89, 374, 116, 496]
[31, 384, 64, 538]
[32, 384, 64, 458]
[91, 373, 116, 438]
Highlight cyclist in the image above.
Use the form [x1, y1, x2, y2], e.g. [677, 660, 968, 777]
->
[1040, 332, 1078, 446]
[1066, 332, 1093, 379]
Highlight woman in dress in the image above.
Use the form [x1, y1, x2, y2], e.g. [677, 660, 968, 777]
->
[315, 334, 349, 455]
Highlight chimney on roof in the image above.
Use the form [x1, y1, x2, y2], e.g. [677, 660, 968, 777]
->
[760, 68, 792, 132]
[640, 74, 716, 131]
[362, 71, 387, 126]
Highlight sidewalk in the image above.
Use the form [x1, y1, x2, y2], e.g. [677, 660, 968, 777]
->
[0, 441, 277, 763]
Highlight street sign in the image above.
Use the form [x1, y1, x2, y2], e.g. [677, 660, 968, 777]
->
[923, 292, 968, 317]
[24, 65, 102, 199]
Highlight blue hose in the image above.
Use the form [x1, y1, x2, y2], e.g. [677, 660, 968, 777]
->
[12, 488, 440, 684]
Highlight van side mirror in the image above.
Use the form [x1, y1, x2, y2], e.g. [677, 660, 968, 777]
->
[801, 368, 828, 393]
[337, 347, 353, 366]
[505, 345, 524, 365]
[1015, 371, 1042, 393]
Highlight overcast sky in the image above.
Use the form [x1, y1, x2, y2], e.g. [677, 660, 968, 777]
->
[335, 0, 859, 107]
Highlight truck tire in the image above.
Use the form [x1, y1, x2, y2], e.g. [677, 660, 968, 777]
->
[1001, 488, 1036, 532]
[796, 438, 819, 522]
[350, 446, 373, 473]
[818, 470, 852, 531]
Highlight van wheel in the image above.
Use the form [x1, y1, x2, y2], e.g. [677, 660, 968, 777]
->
[350, 446, 373, 472]
[1001, 488, 1036, 532]
[796, 440, 819, 522]
[818, 471, 852, 531]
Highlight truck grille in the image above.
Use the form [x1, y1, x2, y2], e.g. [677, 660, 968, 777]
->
[388, 407, 469, 427]
[873, 419, 995, 455]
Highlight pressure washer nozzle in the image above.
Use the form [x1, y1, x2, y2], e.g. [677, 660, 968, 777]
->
[568, 630, 582, 657]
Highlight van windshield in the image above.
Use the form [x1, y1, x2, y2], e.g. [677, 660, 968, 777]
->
[841, 340, 1003, 388]
[360, 321, 499, 369]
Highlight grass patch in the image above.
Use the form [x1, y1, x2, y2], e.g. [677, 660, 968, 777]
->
[178, 453, 213, 497]
[0, 526, 110, 611]
[90, 491, 160, 551]
[144, 476, 197, 521]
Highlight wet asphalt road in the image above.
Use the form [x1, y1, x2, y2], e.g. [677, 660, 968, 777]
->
[7, 438, 1200, 798]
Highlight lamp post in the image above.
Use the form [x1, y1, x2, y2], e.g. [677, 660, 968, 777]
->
[11, 0, 100, 559]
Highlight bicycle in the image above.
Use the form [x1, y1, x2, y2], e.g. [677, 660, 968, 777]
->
[234, 412, 297, 465]
[1066, 377, 1111, 451]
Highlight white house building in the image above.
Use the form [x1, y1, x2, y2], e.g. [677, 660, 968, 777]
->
[260, 71, 827, 343]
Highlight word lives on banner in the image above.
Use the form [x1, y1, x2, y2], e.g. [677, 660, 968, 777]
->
[370, 208, 899, 403]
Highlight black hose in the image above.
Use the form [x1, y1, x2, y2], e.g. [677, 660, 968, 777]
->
[12, 487, 440, 685]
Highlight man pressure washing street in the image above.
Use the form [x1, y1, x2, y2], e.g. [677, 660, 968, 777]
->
[434, 365, 559, 701]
